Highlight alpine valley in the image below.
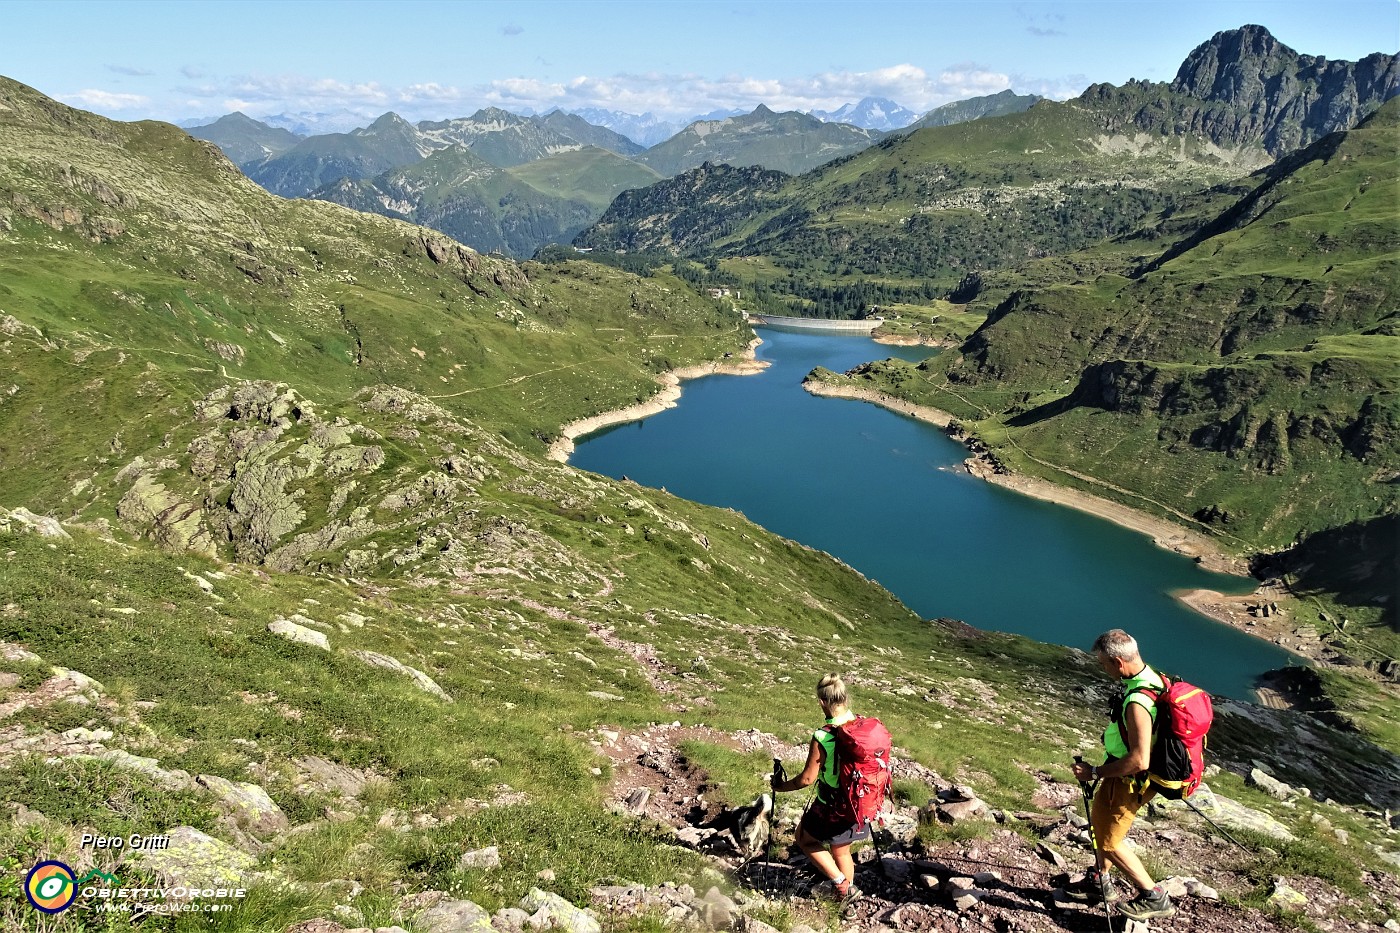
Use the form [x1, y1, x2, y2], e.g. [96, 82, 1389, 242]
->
[0, 21, 1398, 933]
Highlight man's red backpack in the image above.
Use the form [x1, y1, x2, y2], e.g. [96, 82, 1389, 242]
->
[1131, 677, 1213, 799]
[828, 716, 893, 827]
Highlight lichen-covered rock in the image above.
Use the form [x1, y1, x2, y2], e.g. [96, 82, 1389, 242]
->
[415, 896, 493, 933]
[196, 774, 290, 838]
[519, 889, 600, 933]
[116, 476, 217, 557]
[124, 826, 257, 891]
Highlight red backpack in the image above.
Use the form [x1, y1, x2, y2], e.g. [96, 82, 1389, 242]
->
[828, 716, 893, 827]
[1133, 678, 1213, 799]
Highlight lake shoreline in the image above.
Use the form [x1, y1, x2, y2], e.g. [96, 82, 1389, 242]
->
[799, 380, 1328, 672]
[547, 337, 768, 463]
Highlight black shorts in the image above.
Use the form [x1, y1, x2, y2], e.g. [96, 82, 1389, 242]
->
[800, 802, 872, 847]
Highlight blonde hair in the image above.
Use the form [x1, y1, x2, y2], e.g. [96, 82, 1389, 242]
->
[816, 673, 848, 708]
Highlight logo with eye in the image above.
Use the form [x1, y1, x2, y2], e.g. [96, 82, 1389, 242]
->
[25, 860, 78, 913]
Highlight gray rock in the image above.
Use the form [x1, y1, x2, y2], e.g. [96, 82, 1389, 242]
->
[196, 774, 289, 838]
[2, 507, 69, 539]
[94, 749, 193, 791]
[349, 650, 451, 701]
[878, 856, 912, 883]
[1249, 767, 1296, 800]
[1036, 842, 1067, 869]
[492, 907, 531, 933]
[1185, 878, 1220, 900]
[416, 897, 493, 933]
[623, 787, 650, 815]
[293, 755, 374, 798]
[1267, 878, 1307, 911]
[269, 619, 330, 651]
[459, 846, 501, 870]
[881, 811, 919, 843]
[124, 826, 257, 890]
[520, 888, 600, 933]
[741, 918, 782, 933]
[1158, 784, 1296, 841]
[693, 887, 737, 930]
[938, 798, 992, 823]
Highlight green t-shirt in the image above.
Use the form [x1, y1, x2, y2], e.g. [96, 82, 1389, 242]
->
[1101, 664, 1165, 760]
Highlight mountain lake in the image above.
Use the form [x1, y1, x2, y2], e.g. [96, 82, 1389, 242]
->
[571, 328, 1300, 700]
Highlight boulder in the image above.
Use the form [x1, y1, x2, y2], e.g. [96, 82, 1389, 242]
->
[1248, 767, 1296, 800]
[520, 888, 600, 933]
[269, 619, 330, 651]
[692, 887, 737, 930]
[881, 810, 919, 843]
[1155, 784, 1296, 842]
[415, 897, 493, 933]
[1, 507, 69, 539]
[93, 749, 193, 791]
[937, 798, 992, 823]
[458, 846, 501, 870]
[492, 908, 532, 933]
[124, 826, 257, 891]
[1267, 878, 1307, 911]
[349, 650, 451, 701]
[196, 774, 289, 838]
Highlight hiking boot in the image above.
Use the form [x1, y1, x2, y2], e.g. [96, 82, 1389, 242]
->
[1117, 886, 1176, 921]
[1060, 871, 1117, 905]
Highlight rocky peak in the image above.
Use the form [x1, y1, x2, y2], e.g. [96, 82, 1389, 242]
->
[358, 112, 413, 135]
[1152, 23, 1400, 155]
[1172, 24, 1292, 100]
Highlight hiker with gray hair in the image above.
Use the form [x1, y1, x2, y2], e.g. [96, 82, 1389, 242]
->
[771, 673, 868, 903]
[1066, 628, 1175, 920]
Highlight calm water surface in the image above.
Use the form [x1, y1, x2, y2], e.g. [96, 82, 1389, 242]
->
[572, 329, 1299, 699]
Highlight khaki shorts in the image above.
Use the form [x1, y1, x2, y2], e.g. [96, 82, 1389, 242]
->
[1091, 776, 1157, 854]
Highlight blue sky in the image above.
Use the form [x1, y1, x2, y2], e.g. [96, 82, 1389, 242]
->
[4, 0, 1396, 126]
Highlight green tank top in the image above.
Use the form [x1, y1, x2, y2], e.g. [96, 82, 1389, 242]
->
[1101, 664, 1165, 760]
[813, 710, 856, 802]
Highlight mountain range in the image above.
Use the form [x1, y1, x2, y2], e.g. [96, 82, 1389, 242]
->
[575, 26, 1398, 301]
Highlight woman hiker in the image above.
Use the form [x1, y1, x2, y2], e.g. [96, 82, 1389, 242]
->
[771, 673, 868, 902]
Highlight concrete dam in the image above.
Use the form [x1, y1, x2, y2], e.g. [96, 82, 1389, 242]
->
[747, 314, 884, 334]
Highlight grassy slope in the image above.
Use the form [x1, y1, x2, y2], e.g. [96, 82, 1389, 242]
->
[506, 147, 663, 212]
[813, 103, 1399, 669]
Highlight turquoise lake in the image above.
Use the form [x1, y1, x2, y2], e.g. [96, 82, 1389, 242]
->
[571, 329, 1300, 699]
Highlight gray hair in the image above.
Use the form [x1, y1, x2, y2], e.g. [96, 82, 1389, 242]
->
[816, 673, 848, 708]
[1092, 629, 1140, 660]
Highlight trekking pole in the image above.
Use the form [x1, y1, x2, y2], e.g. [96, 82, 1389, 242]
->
[766, 757, 786, 893]
[1182, 796, 1253, 854]
[1073, 755, 1114, 933]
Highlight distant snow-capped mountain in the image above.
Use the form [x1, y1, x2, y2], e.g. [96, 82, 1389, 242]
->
[565, 108, 683, 148]
[809, 97, 917, 131]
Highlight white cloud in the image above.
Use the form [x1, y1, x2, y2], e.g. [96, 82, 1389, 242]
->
[64, 89, 150, 110]
[172, 64, 1085, 123]
[106, 64, 154, 77]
